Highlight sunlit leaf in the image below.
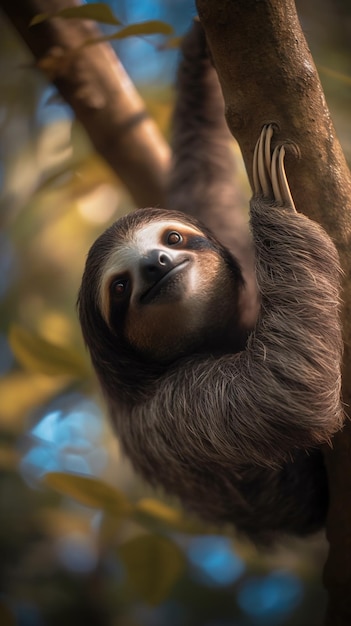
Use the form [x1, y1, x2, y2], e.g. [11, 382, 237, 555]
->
[82, 20, 174, 47]
[134, 498, 198, 533]
[44, 472, 132, 518]
[118, 534, 184, 605]
[110, 20, 174, 38]
[9, 325, 88, 378]
[0, 372, 64, 431]
[30, 12, 51, 25]
[30, 3, 122, 27]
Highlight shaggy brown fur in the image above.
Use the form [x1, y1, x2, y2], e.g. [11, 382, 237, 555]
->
[78, 24, 343, 542]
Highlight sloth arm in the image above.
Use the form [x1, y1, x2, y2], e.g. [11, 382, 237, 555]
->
[167, 21, 259, 330]
[129, 128, 343, 470]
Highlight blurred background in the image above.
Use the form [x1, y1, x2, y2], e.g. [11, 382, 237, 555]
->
[0, 0, 350, 624]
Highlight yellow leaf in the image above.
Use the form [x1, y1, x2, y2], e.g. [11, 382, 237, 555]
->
[134, 498, 197, 533]
[29, 12, 50, 25]
[82, 20, 174, 47]
[30, 3, 122, 27]
[111, 20, 174, 38]
[44, 472, 132, 518]
[9, 325, 88, 378]
[119, 534, 184, 605]
[0, 372, 64, 431]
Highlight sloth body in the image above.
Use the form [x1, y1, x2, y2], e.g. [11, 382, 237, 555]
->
[78, 26, 343, 542]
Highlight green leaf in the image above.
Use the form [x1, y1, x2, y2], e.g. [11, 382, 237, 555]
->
[44, 472, 132, 518]
[134, 498, 198, 533]
[30, 3, 122, 27]
[119, 534, 184, 605]
[9, 325, 88, 378]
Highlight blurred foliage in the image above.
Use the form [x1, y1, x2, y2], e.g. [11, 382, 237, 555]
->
[9, 325, 89, 377]
[30, 2, 124, 26]
[0, 1, 350, 625]
[31, 3, 176, 47]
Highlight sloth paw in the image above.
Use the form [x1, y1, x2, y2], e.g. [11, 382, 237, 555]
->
[253, 124, 296, 212]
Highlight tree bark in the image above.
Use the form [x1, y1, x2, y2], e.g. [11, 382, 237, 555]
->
[0, 0, 170, 208]
[195, 0, 351, 623]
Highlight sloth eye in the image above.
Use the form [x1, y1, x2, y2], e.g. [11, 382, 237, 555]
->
[167, 231, 182, 245]
[111, 278, 129, 297]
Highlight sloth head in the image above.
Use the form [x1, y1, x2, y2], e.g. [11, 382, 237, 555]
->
[78, 208, 245, 368]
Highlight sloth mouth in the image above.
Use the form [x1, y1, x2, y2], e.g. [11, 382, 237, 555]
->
[140, 260, 190, 304]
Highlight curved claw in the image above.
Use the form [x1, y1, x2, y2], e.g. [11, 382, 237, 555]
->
[253, 124, 273, 197]
[271, 144, 296, 211]
[253, 124, 296, 213]
[271, 145, 283, 204]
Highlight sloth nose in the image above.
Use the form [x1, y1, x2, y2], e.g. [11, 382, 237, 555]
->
[140, 249, 174, 282]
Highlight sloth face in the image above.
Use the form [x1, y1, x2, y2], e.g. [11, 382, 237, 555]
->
[98, 217, 242, 362]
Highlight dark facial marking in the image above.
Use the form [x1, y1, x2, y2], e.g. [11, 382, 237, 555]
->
[185, 234, 216, 251]
[111, 278, 130, 298]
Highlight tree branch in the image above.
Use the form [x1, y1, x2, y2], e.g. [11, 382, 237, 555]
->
[196, 1, 351, 623]
[0, 0, 170, 207]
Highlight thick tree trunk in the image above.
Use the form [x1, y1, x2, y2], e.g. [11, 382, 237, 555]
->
[0, 0, 170, 208]
[195, 0, 351, 623]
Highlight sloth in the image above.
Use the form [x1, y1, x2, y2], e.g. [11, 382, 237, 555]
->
[78, 24, 343, 541]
